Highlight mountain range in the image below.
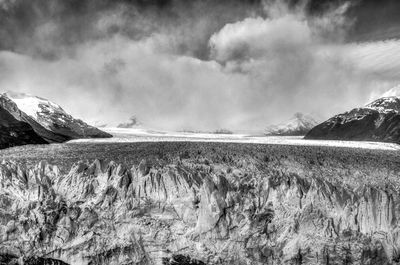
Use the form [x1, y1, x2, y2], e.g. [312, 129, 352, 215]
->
[0, 92, 111, 149]
[306, 96, 400, 143]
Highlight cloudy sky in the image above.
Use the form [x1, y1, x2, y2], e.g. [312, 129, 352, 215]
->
[1, 0, 400, 131]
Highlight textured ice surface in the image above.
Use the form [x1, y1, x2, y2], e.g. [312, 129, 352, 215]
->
[68, 127, 400, 151]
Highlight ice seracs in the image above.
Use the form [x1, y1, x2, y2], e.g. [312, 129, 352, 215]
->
[1, 144, 399, 264]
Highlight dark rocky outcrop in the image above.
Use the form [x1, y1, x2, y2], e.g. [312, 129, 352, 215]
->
[0, 101, 47, 149]
[306, 97, 400, 143]
[163, 255, 206, 265]
[0, 253, 69, 265]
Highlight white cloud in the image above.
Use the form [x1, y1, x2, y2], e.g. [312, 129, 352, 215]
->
[0, 35, 254, 131]
[207, 4, 400, 125]
[209, 15, 311, 63]
[1, 1, 400, 132]
[341, 40, 400, 80]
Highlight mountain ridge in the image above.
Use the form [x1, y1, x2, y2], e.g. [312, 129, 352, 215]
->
[305, 96, 400, 143]
[265, 112, 318, 136]
[0, 92, 112, 149]
[4, 91, 112, 142]
[0, 97, 48, 149]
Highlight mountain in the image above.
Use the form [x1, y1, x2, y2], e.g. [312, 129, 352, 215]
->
[265, 112, 318, 136]
[0, 97, 48, 149]
[117, 115, 139, 128]
[380, 85, 400, 98]
[3, 92, 112, 142]
[305, 97, 400, 143]
[213, 128, 233, 134]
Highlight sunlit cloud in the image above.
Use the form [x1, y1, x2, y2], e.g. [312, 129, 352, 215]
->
[0, 0, 400, 131]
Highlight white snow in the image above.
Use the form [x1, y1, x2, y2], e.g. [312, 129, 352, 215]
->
[67, 127, 400, 151]
[366, 96, 400, 111]
[9, 96, 42, 119]
[265, 113, 318, 135]
[382, 85, 400, 98]
[6, 92, 64, 119]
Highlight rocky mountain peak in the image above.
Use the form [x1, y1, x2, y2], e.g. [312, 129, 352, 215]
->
[4, 91, 67, 121]
[265, 112, 318, 136]
[1, 91, 112, 143]
[365, 96, 400, 113]
[0, 91, 112, 149]
[306, 95, 400, 143]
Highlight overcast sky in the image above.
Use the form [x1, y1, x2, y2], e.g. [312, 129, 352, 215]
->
[1, 0, 400, 131]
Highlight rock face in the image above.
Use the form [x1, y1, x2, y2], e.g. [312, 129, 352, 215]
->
[1, 146, 400, 264]
[0, 92, 111, 145]
[4, 92, 112, 142]
[0, 100, 48, 149]
[265, 113, 318, 136]
[306, 97, 400, 143]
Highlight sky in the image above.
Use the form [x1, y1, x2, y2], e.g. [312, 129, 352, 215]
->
[1, 0, 400, 131]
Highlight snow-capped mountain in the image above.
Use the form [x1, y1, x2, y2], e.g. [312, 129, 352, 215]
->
[0, 95, 48, 149]
[380, 85, 400, 98]
[365, 96, 400, 113]
[306, 96, 400, 143]
[6, 92, 63, 121]
[265, 112, 318, 136]
[117, 115, 140, 128]
[0, 92, 111, 144]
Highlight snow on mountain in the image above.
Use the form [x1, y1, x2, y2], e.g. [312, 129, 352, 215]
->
[3, 91, 112, 142]
[365, 96, 400, 113]
[117, 115, 140, 128]
[381, 85, 400, 98]
[5, 91, 67, 128]
[0, 95, 48, 149]
[265, 112, 318, 136]
[306, 96, 400, 143]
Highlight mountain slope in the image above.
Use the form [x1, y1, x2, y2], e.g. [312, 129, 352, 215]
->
[0, 97, 48, 149]
[4, 92, 112, 142]
[0, 93, 69, 143]
[265, 112, 318, 136]
[305, 97, 400, 143]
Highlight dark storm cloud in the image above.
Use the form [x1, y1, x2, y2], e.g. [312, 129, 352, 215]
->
[0, 0, 378, 59]
[0, 0, 393, 61]
[0, 0, 264, 59]
[346, 0, 400, 41]
[1, 0, 398, 52]
[272, 0, 400, 42]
